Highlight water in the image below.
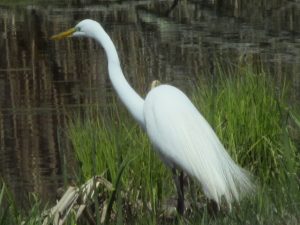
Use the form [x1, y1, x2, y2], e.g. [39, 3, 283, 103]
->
[0, 0, 299, 205]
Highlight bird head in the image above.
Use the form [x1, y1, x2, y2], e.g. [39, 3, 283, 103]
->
[51, 19, 102, 40]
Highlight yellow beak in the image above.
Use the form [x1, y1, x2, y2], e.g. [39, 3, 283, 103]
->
[51, 27, 76, 40]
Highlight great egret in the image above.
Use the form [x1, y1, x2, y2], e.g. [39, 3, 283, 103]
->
[51, 19, 254, 214]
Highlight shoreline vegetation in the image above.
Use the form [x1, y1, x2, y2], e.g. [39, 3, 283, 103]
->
[1, 64, 299, 224]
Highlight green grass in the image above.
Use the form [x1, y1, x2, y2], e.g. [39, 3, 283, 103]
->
[192, 65, 300, 224]
[0, 183, 46, 225]
[1, 64, 299, 224]
[193, 65, 297, 181]
[68, 104, 172, 224]
[66, 65, 300, 224]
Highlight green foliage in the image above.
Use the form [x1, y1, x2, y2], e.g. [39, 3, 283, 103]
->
[290, 111, 300, 129]
[2, 64, 299, 224]
[191, 65, 300, 223]
[0, 183, 45, 225]
[68, 105, 172, 223]
[66, 65, 300, 224]
[193, 66, 299, 182]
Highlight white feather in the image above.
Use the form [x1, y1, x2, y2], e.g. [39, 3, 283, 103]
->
[144, 85, 254, 207]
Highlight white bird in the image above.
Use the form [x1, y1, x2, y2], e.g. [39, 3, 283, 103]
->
[51, 19, 254, 214]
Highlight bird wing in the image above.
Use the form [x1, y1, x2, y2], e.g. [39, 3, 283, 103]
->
[144, 85, 253, 206]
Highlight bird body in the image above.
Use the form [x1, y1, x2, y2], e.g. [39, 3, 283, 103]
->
[144, 84, 252, 206]
[51, 19, 254, 210]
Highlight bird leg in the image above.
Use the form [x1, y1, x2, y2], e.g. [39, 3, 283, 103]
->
[172, 168, 184, 215]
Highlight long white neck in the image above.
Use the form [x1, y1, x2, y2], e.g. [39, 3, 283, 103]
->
[94, 28, 145, 127]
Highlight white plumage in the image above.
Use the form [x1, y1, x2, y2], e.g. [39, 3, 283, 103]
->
[52, 19, 254, 211]
[144, 85, 253, 207]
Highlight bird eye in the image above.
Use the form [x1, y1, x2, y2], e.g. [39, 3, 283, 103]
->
[76, 27, 81, 31]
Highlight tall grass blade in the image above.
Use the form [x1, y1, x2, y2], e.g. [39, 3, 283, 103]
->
[0, 184, 9, 225]
[290, 111, 300, 129]
[104, 157, 133, 225]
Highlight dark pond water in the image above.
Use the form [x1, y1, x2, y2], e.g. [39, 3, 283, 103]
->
[0, 0, 299, 205]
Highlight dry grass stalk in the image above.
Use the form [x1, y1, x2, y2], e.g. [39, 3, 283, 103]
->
[42, 175, 113, 225]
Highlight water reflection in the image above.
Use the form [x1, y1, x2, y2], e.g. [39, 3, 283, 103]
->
[0, 0, 299, 205]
